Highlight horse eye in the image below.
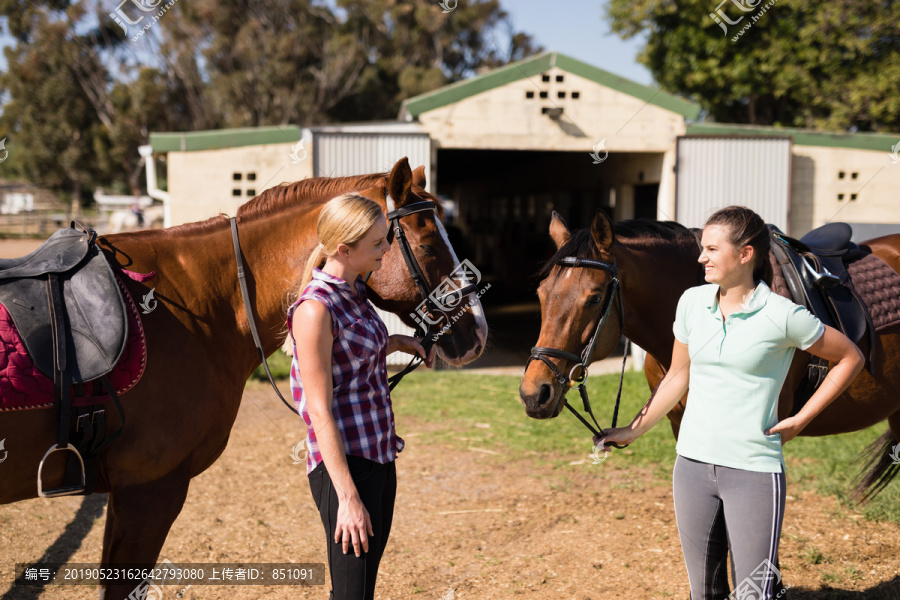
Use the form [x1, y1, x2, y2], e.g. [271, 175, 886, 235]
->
[587, 294, 604, 306]
[418, 244, 437, 258]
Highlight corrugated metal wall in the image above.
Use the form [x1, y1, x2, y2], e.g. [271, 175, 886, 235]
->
[313, 133, 432, 192]
[675, 137, 792, 233]
[312, 131, 431, 364]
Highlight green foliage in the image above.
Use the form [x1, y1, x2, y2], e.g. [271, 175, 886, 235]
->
[0, 17, 100, 204]
[0, 1, 540, 196]
[389, 370, 900, 523]
[605, 0, 900, 132]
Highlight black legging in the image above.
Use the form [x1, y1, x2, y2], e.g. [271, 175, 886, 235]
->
[309, 455, 397, 600]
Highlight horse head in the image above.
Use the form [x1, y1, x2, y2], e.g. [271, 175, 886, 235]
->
[361, 158, 487, 367]
[519, 210, 623, 418]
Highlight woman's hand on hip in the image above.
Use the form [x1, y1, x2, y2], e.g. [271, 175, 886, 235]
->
[335, 495, 373, 556]
[765, 416, 806, 445]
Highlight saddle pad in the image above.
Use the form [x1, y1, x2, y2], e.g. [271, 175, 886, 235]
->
[846, 252, 900, 331]
[0, 276, 146, 411]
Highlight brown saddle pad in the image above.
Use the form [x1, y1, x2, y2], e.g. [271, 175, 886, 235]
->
[846, 252, 900, 331]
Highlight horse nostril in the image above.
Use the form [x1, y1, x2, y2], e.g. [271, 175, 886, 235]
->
[537, 384, 552, 406]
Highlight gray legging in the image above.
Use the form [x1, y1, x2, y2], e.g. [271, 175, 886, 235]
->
[673, 455, 787, 600]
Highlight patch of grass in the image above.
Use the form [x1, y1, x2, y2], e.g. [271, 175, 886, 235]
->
[389, 370, 900, 523]
[801, 545, 827, 565]
[250, 350, 292, 381]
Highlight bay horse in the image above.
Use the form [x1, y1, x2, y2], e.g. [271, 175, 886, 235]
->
[1, 158, 487, 599]
[519, 210, 900, 500]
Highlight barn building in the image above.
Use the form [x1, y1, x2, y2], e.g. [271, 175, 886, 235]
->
[142, 51, 900, 364]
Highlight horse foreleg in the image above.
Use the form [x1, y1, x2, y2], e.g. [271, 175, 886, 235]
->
[99, 468, 191, 600]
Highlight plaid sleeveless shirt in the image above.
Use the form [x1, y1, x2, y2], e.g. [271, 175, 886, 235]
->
[287, 268, 403, 475]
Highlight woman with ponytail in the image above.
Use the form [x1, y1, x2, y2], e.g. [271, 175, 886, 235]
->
[596, 206, 864, 599]
[286, 193, 433, 600]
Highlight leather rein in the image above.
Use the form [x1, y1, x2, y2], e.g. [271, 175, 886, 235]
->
[230, 194, 478, 414]
[525, 256, 630, 448]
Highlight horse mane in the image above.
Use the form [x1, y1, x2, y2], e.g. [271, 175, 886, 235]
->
[237, 173, 388, 221]
[538, 219, 697, 279]
[118, 173, 390, 241]
[614, 218, 693, 241]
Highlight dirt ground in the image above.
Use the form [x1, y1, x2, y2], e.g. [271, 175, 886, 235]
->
[1, 380, 899, 600]
[0, 239, 45, 259]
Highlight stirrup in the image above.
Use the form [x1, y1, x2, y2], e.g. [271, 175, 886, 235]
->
[801, 255, 840, 288]
[37, 444, 86, 498]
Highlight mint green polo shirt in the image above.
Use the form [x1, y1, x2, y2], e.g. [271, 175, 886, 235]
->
[672, 281, 824, 473]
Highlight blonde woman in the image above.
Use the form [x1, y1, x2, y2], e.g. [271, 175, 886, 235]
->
[287, 194, 433, 600]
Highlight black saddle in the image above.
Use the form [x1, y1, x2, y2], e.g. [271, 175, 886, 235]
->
[768, 222, 876, 411]
[0, 224, 128, 497]
[0, 227, 127, 381]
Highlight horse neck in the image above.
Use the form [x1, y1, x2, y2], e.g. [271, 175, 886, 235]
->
[613, 235, 701, 367]
[232, 207, 320, 357]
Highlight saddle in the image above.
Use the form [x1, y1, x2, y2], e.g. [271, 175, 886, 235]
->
[768, 222, 876, 411]
[0, 224, 128, 497]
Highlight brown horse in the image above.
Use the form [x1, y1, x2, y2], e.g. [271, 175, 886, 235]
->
[519, 210, 900, 499]
[1, 158, 487, 599]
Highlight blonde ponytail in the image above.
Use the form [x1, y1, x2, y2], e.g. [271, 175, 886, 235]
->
[297, 244, 328, 303]
[281, 194, 384, 354]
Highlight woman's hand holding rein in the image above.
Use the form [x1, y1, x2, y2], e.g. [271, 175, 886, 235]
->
[388, 334, 436, 367]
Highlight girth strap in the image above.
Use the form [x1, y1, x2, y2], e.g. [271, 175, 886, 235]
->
[48, 273, 71, 449]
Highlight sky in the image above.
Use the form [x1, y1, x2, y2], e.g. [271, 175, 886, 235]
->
[502, 0, 653, 86]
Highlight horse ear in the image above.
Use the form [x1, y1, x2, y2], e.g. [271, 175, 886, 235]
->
[411, 165, 427, 189]
[387, 157, 413, 207]
[549, 211, 570, 249]
[591, 210, 615, 251]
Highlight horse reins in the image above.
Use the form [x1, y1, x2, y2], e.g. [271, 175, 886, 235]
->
[525, 256, 630, 448]
[230, 192, 479, 415]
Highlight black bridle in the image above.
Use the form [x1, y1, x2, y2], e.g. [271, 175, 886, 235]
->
[230, 193, 479, 415]
[525, 256, 630, 448]
[376, 195, 479, 390]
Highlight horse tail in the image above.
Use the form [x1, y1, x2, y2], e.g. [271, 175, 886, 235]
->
[851, 429, 900, 503]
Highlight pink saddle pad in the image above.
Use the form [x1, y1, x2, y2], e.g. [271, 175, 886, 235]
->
[0, 276, 147, 411]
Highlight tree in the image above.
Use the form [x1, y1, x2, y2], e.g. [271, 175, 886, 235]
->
[0, 14, 103, 212]
[606, 0, 900, 132]
[0, 0, 540, 200]
[332, 0, 540, 121]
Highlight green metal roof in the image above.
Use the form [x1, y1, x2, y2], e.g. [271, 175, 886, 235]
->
[149, 125, 301, 153]
[400, 50, 701, 120]
[685, 123, 900, 153]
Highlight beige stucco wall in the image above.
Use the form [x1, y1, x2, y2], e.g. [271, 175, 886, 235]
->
[167, 143, 314, 226]
[417, 66, 686, 154]
[791, 145, 900, 235]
